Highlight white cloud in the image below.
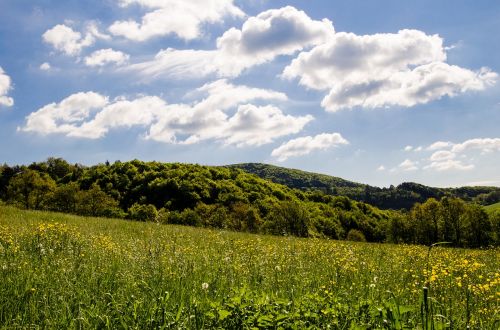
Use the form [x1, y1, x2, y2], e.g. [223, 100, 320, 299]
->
[271, 133, 348, 161]
[398, 159, 418, 171]
[221, 105, 313, 147]
[126, 49, 218, 80]
[70, 96, 165, 138]
[145, 80, 311, 146]
[42, 24, 95, 56]
[424, 159, 474, 171]
[377, 165, 386, 171]
[84, 49, 130, 67]
[0, 67, 14, 107]
[283, 29, 497, 112]
[214, 6, 334, 76]
[19, 80, 312, 147]
[19, 92, 109, 135]
[421, 138, 500, 172]
[127, 6, 335, 79]
[109, 0, 245, 41]
[404, 145, 413, 152]
[40, 62, 51, 71]
[465, 180, 500, 186]
[427, 141, 452, 151]
[283, 29, 446, 90]
[451, 138, 500, 153]
[320, 63, 496, 112]
[429, 150, 456, 161]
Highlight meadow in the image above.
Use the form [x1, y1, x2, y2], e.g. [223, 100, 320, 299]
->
[0, 205, 498, 329]
[485, 202, 500, 214]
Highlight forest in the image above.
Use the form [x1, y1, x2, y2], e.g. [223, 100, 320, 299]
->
[231, 163, 500, 209]
[1, 157, 499, 248]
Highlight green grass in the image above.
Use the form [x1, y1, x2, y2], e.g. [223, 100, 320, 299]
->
[485, 202, 500, 213]
[0, 205, 498, 329]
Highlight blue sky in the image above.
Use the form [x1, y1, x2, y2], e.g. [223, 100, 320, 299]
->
[1, 0, 499, 188]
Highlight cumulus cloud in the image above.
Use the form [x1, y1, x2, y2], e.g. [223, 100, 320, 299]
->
[451, 138, 500, 153]
[424, 159, 474, 171]
[42, 23, 109, 56]
[221, 105, 313, 147]
[128, 6, 335, 79]
[109, 0, 245, 41]
[284, 30, 445, 89]
[320, 63, 496, 112]
[271, 133, 348, 161]
[40, 62, 51, 71]
[419, 138, 500, 172]
[427, 141, 452, 151]
[429, 150, 455, 161]
[283, 29, 497, 112]
[84, 49, 130, 67]
[19, 80, 312, 147]
[0, 67, 14, 107]
[398, 159, 418, 171]
[20, 92, 109, 135]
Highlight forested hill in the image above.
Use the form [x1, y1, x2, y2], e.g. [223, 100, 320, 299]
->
[0, 158, 397, 242]
[229, 163, 500, 210]
[1, 158, 499, 247]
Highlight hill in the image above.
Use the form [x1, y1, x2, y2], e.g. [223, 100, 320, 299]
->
[0, 159, 395, 242]
[1, 158, 498, 247]
[229, 163, 500, 210]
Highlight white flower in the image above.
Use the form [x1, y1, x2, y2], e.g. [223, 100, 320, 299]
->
[202, 282, 209, 290]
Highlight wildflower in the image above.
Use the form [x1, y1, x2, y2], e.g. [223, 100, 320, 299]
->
[202, 282, 209, 290]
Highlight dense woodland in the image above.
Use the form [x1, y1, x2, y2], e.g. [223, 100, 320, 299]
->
[0, 158, 499, 247]
[231, 163, 500, 209]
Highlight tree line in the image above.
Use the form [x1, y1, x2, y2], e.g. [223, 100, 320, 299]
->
[0, 158, 498, 247]
[231, 163, 500, 210]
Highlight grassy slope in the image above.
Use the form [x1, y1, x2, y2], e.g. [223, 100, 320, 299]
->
[0, 205, 498, 328]
[485, 202, 500, 213]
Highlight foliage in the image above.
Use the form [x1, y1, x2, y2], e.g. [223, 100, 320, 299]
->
[0, 158, 499, 247]
[127, 203, 158, 222]
[391, 197, 497, 247]
[346, 229, 367, 242]
[230, 163, 500, 210]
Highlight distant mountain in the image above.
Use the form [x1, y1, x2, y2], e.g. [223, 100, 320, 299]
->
[228, 163, 500, 210]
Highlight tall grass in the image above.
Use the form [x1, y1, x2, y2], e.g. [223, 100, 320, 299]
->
[0, 205, 498, 328]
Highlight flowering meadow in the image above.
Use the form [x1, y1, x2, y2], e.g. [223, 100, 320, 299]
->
[0, 205, 498, 329]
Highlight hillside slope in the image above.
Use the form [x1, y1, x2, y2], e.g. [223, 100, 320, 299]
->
[0, 159, 395, 242]
[229, 163, 500, 210]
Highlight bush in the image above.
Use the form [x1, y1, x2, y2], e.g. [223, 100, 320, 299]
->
[346, 229, 366, 242]
[128, 203, 158, 222]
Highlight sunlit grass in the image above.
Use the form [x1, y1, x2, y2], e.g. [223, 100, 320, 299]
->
[0, 205, 498, 328]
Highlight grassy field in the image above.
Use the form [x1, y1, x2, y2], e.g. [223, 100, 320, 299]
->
[485, 202, 500, 214]
[0, 205, 498, 329]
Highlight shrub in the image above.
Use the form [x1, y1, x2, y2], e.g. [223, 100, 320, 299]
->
[346, 229, 366, 242]
[127, 203, 158, 222]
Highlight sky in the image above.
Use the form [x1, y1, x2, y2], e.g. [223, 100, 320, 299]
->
[0, 0, 500, 188]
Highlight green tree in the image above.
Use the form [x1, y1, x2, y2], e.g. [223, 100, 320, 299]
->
[76, 184, 122, 218]
[48, 182, 80, 213]
[461, 204, 491, 247]
[439, 197, 465, 244]
[264, 201, 309, 237]
[7, 169, 55, 209]
[128, 203, 158, 222]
